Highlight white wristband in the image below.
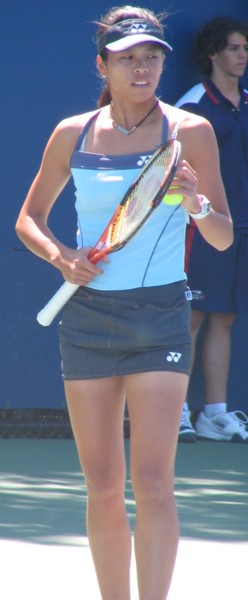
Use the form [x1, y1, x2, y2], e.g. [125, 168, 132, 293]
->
[188, 196, 211, 220]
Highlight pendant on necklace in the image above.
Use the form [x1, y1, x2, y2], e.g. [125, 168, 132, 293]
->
[113, 123, 136, 135]
[110, 100, 159, 136]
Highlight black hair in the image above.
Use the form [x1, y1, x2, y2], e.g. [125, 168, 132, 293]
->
[96, 5, 168, 107]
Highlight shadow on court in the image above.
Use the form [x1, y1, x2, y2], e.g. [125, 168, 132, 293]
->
[0, 438, 247, 545]
[175, 442, 248, 542]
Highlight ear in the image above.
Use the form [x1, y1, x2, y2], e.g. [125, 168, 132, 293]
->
[96, 54, 107, 78]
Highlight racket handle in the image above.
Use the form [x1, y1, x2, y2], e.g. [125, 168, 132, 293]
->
[37, 282, 79, 326]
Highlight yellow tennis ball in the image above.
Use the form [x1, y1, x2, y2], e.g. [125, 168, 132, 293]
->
[163, 193, 184, 205]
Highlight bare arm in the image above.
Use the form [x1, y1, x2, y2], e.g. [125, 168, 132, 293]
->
[167, 109, 233, 250]
[15, 118, 104, 285]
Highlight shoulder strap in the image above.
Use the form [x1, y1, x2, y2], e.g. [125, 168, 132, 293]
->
[74, 108, 102, 151]
[171, 120, 182, 140]
[159, 101, 182, 141]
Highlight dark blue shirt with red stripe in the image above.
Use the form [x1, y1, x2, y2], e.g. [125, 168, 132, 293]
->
[176, 78, 248, 232]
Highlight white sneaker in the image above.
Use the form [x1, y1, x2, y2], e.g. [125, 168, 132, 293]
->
[195, 410, 248, 442]
[178, 406, 196, 442]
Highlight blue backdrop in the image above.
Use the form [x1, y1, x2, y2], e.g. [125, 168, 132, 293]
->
[1, 0, 247, 411]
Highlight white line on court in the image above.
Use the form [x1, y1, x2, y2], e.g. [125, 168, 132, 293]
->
[1, 537, 247, 599]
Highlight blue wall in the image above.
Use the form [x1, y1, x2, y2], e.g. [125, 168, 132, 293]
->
[1, 1, 247, 410]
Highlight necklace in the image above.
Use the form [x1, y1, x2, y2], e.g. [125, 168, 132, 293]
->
[110, 100, 159, 135]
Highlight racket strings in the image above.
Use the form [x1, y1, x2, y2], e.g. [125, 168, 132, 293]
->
[110, 145, 177, 246]
[110, 190, 150, 244]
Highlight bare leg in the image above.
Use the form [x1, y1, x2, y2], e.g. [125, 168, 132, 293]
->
[189, 309, 206, 375]
[181, 309, 205, 415]
[201, 312, 235, 404]
[126, 371, 188, 600]
[64, 377, 132, 600]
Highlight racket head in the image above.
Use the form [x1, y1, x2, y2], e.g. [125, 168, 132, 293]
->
[88, 139, 181, 264]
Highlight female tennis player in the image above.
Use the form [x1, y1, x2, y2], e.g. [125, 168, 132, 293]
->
[15, 5, 233, 599]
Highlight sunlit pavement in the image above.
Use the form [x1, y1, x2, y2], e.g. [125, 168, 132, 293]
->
[1, 537, 247, 599]
[1, 439, 247, 599]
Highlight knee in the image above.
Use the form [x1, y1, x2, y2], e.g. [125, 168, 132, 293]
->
[86, 468, 125, 506]
[133, 468, 174, 509]
[208, 312, 235, 332]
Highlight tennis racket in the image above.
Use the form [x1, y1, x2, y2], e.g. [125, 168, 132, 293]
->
[37, 139, 181, 326]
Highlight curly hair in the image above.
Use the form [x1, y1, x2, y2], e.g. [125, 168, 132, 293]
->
[193, 16, 248, 76]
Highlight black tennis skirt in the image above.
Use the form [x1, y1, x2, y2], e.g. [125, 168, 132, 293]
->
[58, 281, 191, 380]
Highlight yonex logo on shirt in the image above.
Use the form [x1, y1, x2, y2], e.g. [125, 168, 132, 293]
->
[137, 155, 152, 167]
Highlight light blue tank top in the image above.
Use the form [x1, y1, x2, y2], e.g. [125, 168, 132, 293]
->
[70, 104, 187, 291]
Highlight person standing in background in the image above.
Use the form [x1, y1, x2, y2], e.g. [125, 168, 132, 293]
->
[176, 16, 248, 443]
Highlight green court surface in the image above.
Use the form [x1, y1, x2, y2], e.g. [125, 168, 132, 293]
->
[0, 439, 247, 599]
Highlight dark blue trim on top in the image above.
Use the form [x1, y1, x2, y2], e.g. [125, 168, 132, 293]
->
[71, 150, 156, 170]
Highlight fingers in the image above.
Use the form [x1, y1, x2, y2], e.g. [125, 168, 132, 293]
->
[177, 159, 197, 178]
[61, 247, 105, 285]
[167, 160, 198, 200]
[174, 160, 197, 186]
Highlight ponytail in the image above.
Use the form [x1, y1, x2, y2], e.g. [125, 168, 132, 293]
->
[97, 84, 112, 108]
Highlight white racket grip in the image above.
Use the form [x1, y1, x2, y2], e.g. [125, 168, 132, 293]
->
[37, 282, 79, 326]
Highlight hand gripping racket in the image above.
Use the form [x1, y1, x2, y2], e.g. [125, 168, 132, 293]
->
[37, 139, 181, 326]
